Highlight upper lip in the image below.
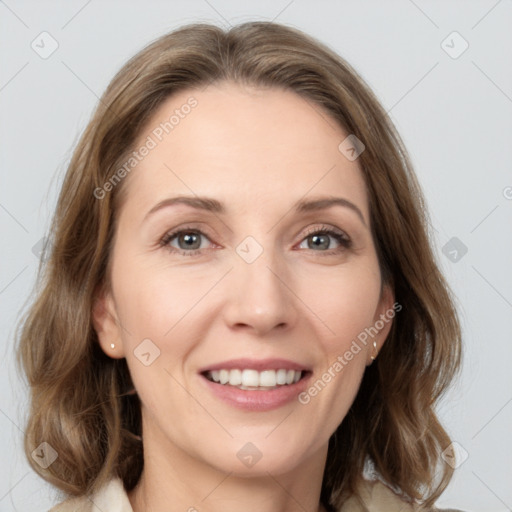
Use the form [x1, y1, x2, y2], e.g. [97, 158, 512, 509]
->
[198, 358, 311, 373]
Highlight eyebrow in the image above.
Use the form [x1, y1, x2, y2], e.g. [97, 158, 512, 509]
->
[295, 197, 366, 226]
[145, 195, 366, 226]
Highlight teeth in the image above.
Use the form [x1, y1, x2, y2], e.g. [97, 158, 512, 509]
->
[206, 369, 303, 388]
[242, 369, 259, 387]
[259, 370, 275, 387]
[219, 369, 229, 384]
[229, 369, 242, 386]
[276, 369, 287, 385]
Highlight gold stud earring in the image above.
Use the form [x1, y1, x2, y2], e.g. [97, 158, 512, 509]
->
[370, 340, 378, 361]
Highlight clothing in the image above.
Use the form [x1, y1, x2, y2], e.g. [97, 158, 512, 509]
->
[49, 476, 464, 512]
[50, 477, 131, 512]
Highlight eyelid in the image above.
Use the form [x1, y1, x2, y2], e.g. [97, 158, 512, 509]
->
[299, 224, 350, 242]
[160, 222, 352, 256]
[159, 224, 217, 253]
[294, 224, 352, 254]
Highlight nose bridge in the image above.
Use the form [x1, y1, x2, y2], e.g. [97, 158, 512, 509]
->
[223, 235, 297, 334]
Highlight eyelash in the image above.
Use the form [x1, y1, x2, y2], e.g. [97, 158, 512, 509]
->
[159, 224, 352, 257]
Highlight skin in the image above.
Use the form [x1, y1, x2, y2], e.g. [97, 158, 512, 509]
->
[93, 82, 394, 512]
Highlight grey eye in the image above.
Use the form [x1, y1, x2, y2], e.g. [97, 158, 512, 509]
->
[169, 231, 207, 251]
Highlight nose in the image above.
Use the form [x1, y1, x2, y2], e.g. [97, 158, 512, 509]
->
[222, 248, 298, 337]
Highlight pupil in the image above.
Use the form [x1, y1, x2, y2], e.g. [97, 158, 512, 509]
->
[180, 233, 200, 249]
[310, 234, 329, 250]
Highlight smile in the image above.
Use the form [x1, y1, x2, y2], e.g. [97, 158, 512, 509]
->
[204, 368, 304, 389]
[199, 359, 312, 411]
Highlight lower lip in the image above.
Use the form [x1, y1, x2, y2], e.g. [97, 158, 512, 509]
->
[200, 373, 311, 411]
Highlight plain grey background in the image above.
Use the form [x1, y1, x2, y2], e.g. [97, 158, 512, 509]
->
[1, 1, 511, 510]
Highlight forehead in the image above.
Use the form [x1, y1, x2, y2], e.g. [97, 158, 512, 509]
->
[122, 82, 368, 220]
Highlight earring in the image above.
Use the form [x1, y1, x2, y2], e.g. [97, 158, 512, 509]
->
[110, 343, 115, 349]
[370, 340, 378, 361]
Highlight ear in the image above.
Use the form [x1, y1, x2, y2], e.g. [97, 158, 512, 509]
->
[92, 285, 125, 359]
[366, 283, 396, 366]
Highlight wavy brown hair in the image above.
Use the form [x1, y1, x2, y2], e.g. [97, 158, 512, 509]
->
[16, 21, 462, 511]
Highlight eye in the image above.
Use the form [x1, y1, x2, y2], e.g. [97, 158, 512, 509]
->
[159, 224, 352, 257]
[160, 227, 213, 256]
[297, 225, 352, 254]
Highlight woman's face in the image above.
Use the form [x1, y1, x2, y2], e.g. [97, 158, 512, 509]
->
[94, 82, 393, 476]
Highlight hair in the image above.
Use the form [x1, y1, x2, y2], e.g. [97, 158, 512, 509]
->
[17, 21, 462, 511]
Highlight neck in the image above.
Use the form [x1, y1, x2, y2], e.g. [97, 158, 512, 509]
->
[128, 420, 330, 512]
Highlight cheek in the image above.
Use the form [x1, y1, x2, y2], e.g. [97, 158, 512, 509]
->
[111, 259, 214, 397]
[112, 256, 207, 338]
[113, 268, 195, 418]
[299, 261, 382, 347]
[294, 262, 381, 418]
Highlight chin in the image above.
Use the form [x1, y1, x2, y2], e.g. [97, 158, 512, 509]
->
[201, 436, 314, 478]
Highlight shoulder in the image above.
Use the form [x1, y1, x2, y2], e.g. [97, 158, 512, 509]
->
[49, 477, 133, 512]
[337, 478, 466, 512]
[338, 478, 419, 511]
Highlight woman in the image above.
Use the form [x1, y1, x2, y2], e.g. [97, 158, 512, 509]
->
[17, 21, 464, 512]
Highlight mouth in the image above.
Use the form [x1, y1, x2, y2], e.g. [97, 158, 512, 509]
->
[202, 368, 308, 390]
[198, 358, 312, 411]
